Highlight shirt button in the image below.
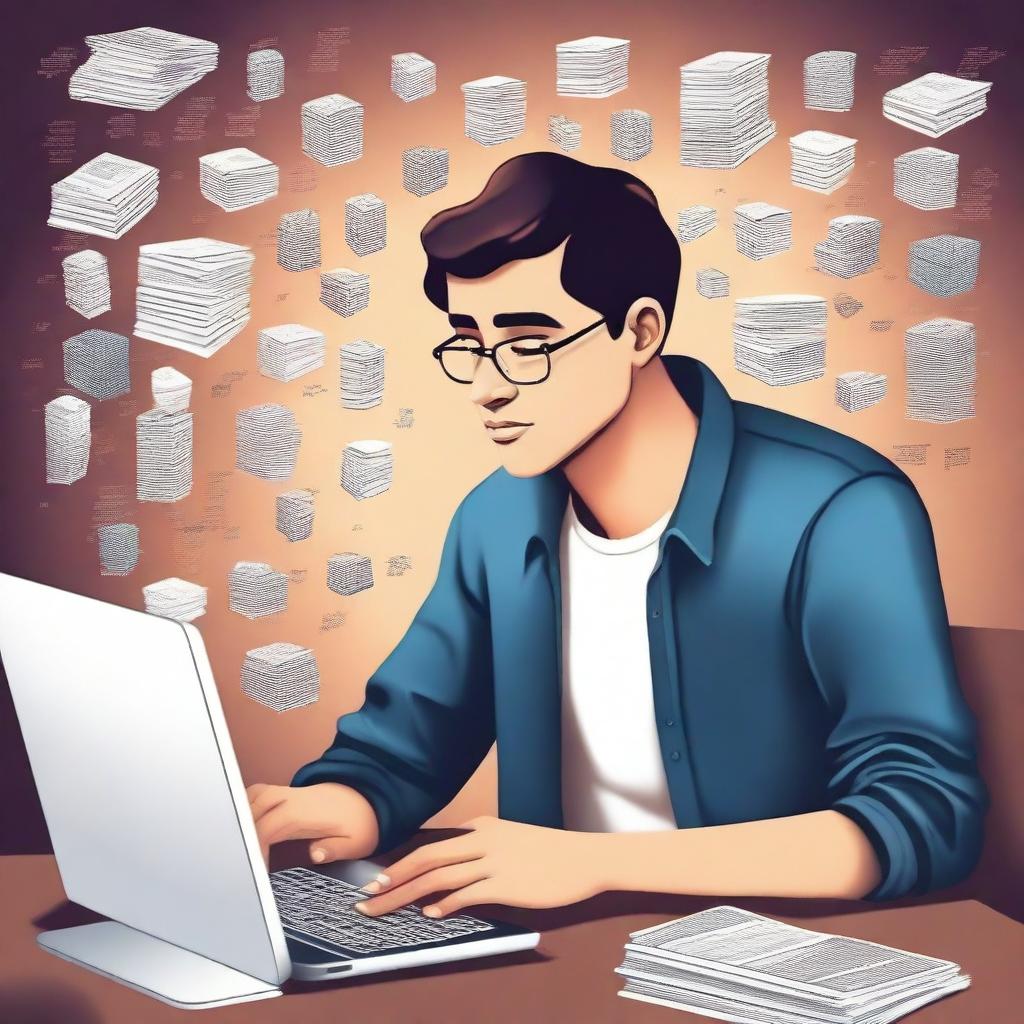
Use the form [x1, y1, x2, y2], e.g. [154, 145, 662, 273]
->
[670, 750, 681, 761]
[651, 608, 661, 618]
[665, 718, 675, 727]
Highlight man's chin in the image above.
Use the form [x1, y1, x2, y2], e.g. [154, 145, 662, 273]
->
[499, 450, 567, 478]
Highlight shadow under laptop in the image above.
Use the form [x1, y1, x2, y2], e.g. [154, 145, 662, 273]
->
[0, 978, 103, 1024]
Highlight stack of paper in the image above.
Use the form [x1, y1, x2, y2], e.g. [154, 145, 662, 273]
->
[142, 577, 207, 622]
[45, 396, 91, 485]
[789, 131, 857, 193]
[48, 153, 158, 239]
[461, 76, 527, 146]
[677, 205, 717, 243]
[63, 329, 130, 401]
[834, 293, 864, 319]
[734, 202, 792, 260]
[836, 371, 888, 412]
[62, 250, 111, 318]
[340, 340, 386, 409]
[548, 115, 582, 152]
[696, 268, 729, 299]
[733, 294, 828, 386]
[229, 561, 289, 619]
[327, 553, 374, 595]
[679, 52, 775, 168]
[803, 51, 856, 111]
[98, 523, 139, 575]
[277, 208, 321, 272]
[136, 409, 192, 502]
[883, 73, 993, 137]
[615, 905, 971, 1023]
[320, 268, 369, 317]
[814, 216, 882, 278]
[893, 147, 959, 210]
[258, 324, 326, 382]
[905, 318, 975, 422]
[276, 489, 315, 542]
[301, 94, 364, 166]
[135, 238, 255, 357]
[345, 193, 387, 256]
[556, 36, 629, 97]
[242, 643, 320, 712]
[908, 234, 980, 297]
[610, 109, 652, 161]
[69, 28, 218, 110]
[236, 403, 302, 480]
[151, 366, 192, 413]
[340, 440, 393, 499]
[247, 48, 284, 101]
[199, 148, 278, 211]
[391, 52, 436, 101]
[402, 146, 449, 196]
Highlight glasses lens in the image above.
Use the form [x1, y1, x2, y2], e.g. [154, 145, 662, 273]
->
[496, 340, 550, 384]
[440, 342, 482, 383]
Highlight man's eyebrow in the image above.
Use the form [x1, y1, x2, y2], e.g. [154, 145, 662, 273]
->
[448, 313, 478, 330]
[493, 312, 564, 328]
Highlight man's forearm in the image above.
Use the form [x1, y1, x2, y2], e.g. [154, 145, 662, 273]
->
[592, 810, 882, 900]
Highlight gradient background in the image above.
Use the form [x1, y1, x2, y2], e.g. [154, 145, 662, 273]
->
[2, 0, 1021, 841]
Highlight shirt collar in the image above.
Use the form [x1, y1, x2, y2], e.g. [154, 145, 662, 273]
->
[521, 354, 735, 572]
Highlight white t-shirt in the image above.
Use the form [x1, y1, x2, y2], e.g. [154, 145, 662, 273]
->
[559, 495, 679, 832]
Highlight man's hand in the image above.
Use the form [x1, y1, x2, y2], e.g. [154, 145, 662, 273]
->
[352, 816, 606, 918]
[247, 782, 380, 866]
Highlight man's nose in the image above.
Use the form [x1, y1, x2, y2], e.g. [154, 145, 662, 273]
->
[470, 356, 517, 408]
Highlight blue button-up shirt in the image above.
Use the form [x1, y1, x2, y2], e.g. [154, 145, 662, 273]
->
[294, 354, 987, 900]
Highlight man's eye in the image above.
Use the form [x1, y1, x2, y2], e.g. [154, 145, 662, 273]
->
[510, 345, 547, 356]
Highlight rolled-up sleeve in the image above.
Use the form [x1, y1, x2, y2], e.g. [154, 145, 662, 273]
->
[797, 472, 988, 900]
[291, 494, 495, 856]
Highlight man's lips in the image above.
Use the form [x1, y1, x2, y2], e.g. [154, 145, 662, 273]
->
[485, 421, 532, 443]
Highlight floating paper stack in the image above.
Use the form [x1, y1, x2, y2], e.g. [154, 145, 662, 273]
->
[142, 577, 207, 621]
[258, 324, 326, 382]
[679, 52, 775, 168]
[814, 216, 882, 278]
[327, 553, 374, 595]
[199, 148, 279, 211]
[833, 293, 864, 318]
[733, 294, 828, 386]
[402, 146, 449, 196]
[276, 489, 315, 542]
[45, 396, 91, 485]
[908, 234, 981, 297]
[883, 73, 992, 137]
[610, 109, 652, 161]
[136, 409, 192, 502]
[835, 371, 887, 412]
[236, 404, 302, 480]
[340, 440, 393, 499]
[893, 147, 959, 210]
[69, 28, 218, 110]
[62, 250, 111, 318]
[301, 94, 364, 166]
[905, 318, 975, 422]
[803, 51, 856, 111]
[277, 208, 321, 272]
[247, 48, 284, 101]
[98, 523, 140, 575]
[340, 340, 386, 409]
[48, 153, 158, 239]
[461, 76, 527, 146]
[789, 131, 857, 193]
[556, 36, 629, 97]
[345, 193, 387, 256]
[733, 202, 792, 260]
[320, 268, 369, 317]
[677, 205, 717, 243]
[135, 238, 255, 357]
[548, 115, 582, 152]
[63, 329, 130, 400]
[151, 366, 192, 412]
[242, 643, 319, 712]
[391, 52, 436, 101]
[229, 561, 289, 619]
[696, 268, 730, 299]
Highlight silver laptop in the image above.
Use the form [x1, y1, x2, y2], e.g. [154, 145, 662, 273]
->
[0, 572, 539, 1009]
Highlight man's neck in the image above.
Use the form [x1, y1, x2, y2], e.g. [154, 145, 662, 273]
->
[562, 356, 699, 540]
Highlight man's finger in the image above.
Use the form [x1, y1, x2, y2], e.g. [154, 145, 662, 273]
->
[307, 835, 368, 866]
[369, 835, 480, 893]
[355, 861, 488, 917]
[421, 880, 496, 918]
[249, 786, 288, 823]
[246, 783, 269, 803]
[255, 804, 301, 850]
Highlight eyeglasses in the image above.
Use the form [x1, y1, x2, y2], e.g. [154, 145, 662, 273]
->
[432, 317, 607, 385]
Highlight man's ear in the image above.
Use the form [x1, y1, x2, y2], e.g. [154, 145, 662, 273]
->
[627, 300, 665, 358]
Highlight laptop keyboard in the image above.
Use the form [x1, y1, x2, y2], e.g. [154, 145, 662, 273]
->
[270, 867, 496, 955]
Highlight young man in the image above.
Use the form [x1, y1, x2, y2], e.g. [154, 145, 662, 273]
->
[248, 152, 986, 921]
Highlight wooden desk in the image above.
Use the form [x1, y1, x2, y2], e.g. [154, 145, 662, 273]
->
[1, 849, 1021, 1023]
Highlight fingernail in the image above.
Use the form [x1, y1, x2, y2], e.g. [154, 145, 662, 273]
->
[422, 905, 442, 918]
[361, 880, 381, 894]
[374, 872, 391, 886]
[311, 848, 326, 863]
[354, 902, 371, 914]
